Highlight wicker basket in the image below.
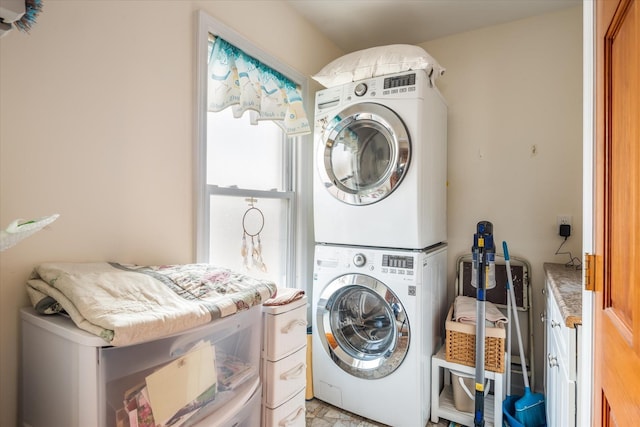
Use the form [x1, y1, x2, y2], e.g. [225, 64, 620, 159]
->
[444, 304, 506, 373]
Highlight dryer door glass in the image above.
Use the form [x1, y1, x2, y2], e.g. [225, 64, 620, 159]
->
[318, 103, 410, 206]
[316, 273, 410, 379]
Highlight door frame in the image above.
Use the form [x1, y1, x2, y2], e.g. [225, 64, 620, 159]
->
[581, 2, 595, 427]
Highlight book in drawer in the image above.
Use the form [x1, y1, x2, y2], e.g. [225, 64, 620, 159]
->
[21, 306, 262, 427]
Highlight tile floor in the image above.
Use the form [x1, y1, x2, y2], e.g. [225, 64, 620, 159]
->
[305, 398, 452, 427]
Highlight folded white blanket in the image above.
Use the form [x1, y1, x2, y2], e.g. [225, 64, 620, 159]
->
[453, 295, 508, 327]
[26, 262, 277, 346]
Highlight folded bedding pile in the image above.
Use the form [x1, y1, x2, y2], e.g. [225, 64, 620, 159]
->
[262, 287, 305, 306]
[453, 295, 508, 328]
[26, 262, 277, 346]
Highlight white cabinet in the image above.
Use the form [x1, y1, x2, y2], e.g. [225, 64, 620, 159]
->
[21, 306, 263, 427]
[261, 296, 307, 427]
[544, 281, 580, 427]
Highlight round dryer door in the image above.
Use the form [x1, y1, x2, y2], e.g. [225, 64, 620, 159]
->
[316, 273, 410, 379]
[318, 103, 410, 205]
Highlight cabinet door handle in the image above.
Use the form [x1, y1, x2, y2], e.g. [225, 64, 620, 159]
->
[281, 319, 307, 334]
[550, 319, 561, 328]
[278, 406, 305, 426]
[547, 353, 559, 368]
[280, 362, 306, 380]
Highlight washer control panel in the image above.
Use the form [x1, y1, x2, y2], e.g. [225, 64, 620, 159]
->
[314, 246, 419, 277]
[381, 254, 415, 276]
[382, 254, 414, 269]
[353, 253, 366, 267]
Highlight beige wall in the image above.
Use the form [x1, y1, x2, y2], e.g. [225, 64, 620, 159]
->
[422, 6, 583, 389]
[1, 1, 582, 424]
[0, 2, 339, 425]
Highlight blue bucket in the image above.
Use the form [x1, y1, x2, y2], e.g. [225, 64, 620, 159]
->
[503, 395, 524, 427]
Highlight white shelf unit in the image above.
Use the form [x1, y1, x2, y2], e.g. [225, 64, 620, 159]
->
[431, 346, 506, 427]
[455, 254, 535, 395]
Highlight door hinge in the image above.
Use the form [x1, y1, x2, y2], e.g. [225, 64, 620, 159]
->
[585, 253, 596, 292]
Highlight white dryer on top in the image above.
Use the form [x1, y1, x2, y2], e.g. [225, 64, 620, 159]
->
[313, 70, 448, 250]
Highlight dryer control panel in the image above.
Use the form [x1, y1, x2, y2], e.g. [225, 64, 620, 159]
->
[383, 72, 416, 89]
[382, 73, 418, 96]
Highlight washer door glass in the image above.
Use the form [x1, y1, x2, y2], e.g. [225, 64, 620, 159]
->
[318, 103, 410, 205]
[316, 273, 410, 379]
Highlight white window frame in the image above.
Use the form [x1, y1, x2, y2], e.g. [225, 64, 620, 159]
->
[195, 11, 313, 290]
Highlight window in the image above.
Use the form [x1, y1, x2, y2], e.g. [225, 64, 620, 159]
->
[196, 11, 312, 290]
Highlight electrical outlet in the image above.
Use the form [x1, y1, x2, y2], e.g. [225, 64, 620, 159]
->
[557, 215, 572, 228]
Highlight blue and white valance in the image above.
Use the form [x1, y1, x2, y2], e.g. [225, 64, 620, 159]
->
[208, 36, 310, 136]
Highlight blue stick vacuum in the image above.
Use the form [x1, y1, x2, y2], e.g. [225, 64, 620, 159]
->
[472, 221, 495, 427]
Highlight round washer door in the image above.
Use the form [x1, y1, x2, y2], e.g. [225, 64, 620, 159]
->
[317, 103, 411, 205]
[316, 273, 410, 379]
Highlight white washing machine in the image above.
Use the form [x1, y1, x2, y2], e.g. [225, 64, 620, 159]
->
[312, 243, 447, 427]
[313, 70, 447, 249]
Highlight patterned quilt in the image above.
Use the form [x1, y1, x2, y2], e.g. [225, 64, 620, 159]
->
[26, 262, 277, 346]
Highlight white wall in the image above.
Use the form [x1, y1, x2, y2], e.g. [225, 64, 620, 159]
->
[422, 6, 583, 391]
[0, 2, 339, 426]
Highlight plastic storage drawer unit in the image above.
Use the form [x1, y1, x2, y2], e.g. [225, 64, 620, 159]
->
[21, 306, 262, 427]
[262, 296, 307, 427]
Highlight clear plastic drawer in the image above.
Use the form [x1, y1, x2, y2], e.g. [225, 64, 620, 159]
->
[102, 307, 261, 427]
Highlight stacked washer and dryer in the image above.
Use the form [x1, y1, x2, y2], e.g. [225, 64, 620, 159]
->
[311, 70, 449, 427]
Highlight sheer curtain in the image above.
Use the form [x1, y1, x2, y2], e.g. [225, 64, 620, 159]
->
[207, 36, 310, 136]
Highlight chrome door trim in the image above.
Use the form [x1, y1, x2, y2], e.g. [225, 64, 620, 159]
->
[317, 103, 410, 205]
[316, 273, 410, 379]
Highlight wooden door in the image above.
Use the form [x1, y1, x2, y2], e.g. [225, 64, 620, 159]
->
[594, 0, 640, 425]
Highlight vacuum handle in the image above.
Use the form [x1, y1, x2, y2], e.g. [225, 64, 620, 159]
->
[459, 376, 491, 399]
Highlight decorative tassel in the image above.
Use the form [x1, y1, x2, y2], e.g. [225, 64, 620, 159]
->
[251, 236, 258, 268]
[15, 0, 44, 33]
[241, 231, 249, 270]
[251, 234, 267, 272]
